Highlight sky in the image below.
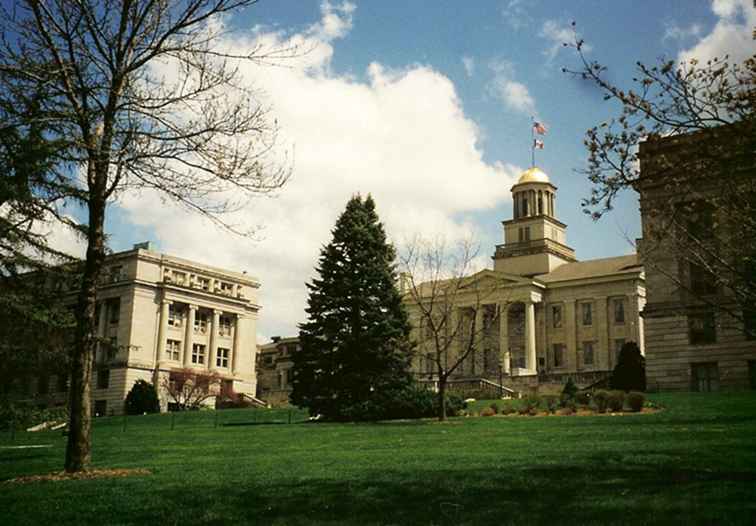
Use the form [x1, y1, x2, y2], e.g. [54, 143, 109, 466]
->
[50, 0, 755, 342]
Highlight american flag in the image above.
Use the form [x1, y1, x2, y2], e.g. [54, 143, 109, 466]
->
[533, 139, 544, 149]
[533, 121, 548, 135]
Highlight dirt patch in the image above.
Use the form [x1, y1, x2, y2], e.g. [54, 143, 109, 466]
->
[4, 468, 151, 485]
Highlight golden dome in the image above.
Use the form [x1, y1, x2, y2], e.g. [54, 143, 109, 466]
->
[517, 167, 550, 185]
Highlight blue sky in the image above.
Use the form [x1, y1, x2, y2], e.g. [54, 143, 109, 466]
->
[94, 0, 753, 339]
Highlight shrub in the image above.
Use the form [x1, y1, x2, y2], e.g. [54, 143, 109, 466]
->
[500, 404, 516, 415]
[562, 377, 578, 400]
[607, 390, 625, 412]
[480, 407, 496, 417]
[626, 391, 645, 412]
[125, 380, 161, 415]
[610, 341, 646, 392]
[575, 391, 591, 406]
[334, 385, 467, 421]
[543, 395, 558, 414]
[557, 404, 575, 416]
[519, 395, 541, 415]
[489, 402, 499, 415]
[593, 390, 609, 413]
[0, 399, 69, 431]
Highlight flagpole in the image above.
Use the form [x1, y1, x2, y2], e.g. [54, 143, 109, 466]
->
[530, 116, 535, 168]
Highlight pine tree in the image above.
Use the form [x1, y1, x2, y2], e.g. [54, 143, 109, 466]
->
[291, 195, 414, 420]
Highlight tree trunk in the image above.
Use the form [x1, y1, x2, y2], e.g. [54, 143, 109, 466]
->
[64, 194, 106, 472]
[438, 376, 447, 422]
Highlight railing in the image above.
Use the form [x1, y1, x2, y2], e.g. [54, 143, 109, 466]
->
[416, 376, 519, 399]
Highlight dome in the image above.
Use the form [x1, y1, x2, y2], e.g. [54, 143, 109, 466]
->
[517, 167, 550, 185]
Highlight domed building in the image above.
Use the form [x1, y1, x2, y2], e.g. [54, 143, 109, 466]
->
[408, 166, 645, 394]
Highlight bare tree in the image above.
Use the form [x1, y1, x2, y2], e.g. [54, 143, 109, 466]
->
[399, 237, 508, 421]
[161, 368, 221, 411]
[0, 0, 292, 471]
[563, 25, 756, 337]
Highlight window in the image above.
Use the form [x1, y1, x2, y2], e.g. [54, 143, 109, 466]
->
[197, 277, 210, 291]
[166, 339, 181, 361]
[263, 355, 274, 367]
[192, 344, 206, 365]
[613, 339, 626, 367]
[108, 337, 118, 359]
[690, 262, 717, 296]
[97, 369, 110, 389]
[551, 305, 562, 328]
[194, 312, 208, 333]
[582, 341, 594, 366]
[521, 195, 528, 216]
[218, 316, 232, 336]
[108, 298, 120, 324]
[689, 311, 716, 344]
[110, 265, 124, 282]
[37, 375, 49, 395]
[552, 343, 565, 368]
[691, 362, 719, 392]
[524, 227, 530, 241]
[219, 282, 234, 296]
[613, 298, 625, 324]
[168, 304, 181, 327]
[56, 374, 68, 392]
[581, 302, 593, 326]
[94, 400, 107, 417]
[216, 348, 230, 368]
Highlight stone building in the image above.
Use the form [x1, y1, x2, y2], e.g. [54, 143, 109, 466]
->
[256, 336, 299, 406]
[637, 127, 756, 391]
[407, 167, 645, 393]
[19, 243, 261, 415]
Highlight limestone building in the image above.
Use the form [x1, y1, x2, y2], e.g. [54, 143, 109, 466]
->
[407, 167, 645, 393]
[256, 336, 299, 405]
[637, 127, 756, 391]
[23, 243, 261, 415]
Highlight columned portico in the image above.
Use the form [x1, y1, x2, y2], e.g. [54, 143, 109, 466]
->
[209, 309, 220, 371]
[232, 314, 242, 375]
[156, 298, 171, 365]
[184, 304, 197, 367]
[525, 300, 537, 372]
[498, 303, 510, 374]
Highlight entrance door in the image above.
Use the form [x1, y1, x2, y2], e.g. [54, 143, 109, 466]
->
[691, 362, 720, 392]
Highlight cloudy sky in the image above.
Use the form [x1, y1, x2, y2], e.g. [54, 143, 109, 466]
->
[83, 0, 753, 341]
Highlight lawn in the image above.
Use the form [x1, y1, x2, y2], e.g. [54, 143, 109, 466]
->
[2, 393, 756, 525]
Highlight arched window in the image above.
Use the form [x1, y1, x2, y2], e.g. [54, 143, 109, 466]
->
[522, 195, 528, 216]
[514, 193, 520, 218]
[537, 191, 543, 215]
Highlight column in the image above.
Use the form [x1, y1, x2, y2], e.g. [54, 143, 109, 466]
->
[499, 303, 510, 374]
[525, 300, 536, 372]
[97, 301, 107, 365]
[232, 313, 242, 375]
[597, 297, 609, 370]
[209, 309, 220, 370]
[156, 299, 171, 366]
[184, 304, 197, 367]
[474, 306, 484, 375]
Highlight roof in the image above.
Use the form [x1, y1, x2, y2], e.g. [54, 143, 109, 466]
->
[517, 167, 550, 185]
[535, 254, 642, 283]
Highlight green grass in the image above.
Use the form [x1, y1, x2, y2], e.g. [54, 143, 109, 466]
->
[2, 393, 756, 525]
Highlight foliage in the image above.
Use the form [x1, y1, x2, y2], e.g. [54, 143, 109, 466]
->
[562, 377, 578, 399]
[0, 398, 68, 431]
[519, 395, 541, 416]
[331, 385, 466, 422]
[124, 380, 160, 416]
[161, 369, 221, 411]
[489, 402, 499, 415]
[610, 341, 646, 392]
[480, 407, 496, 417]
[607, 391, 625, 413]
[543, 395, 559, 414]
[292, 195, 415, 421]
[593, 390, 609, 413]
[575, 391, 592, 406]
[626, 391, 645, 413]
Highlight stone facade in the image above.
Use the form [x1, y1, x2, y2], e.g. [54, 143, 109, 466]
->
[637, 129, 756, 391]
[256, 336, 299, 406]
[406, 167, 645, 394]
[21, 243, 261, 415]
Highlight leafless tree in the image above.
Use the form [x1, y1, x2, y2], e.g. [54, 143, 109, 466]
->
[563, 24, 755, 338]
[399, 237, 509, 421]
[161, 368, 221, 411]
[0, 0, 292, 471]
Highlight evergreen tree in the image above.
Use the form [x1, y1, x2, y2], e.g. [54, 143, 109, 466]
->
[610, 341, 646, 392]
[124, 380, 161, 415]
[291, 195, 414, 421]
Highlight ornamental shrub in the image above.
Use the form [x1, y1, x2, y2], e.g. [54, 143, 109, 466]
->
[562, 377, 578, 400]
[607, 390, 625, 412]
[575, 391, 592, 406]
[610, 341, 646, 392]
[489, 402, 500, 414]
[626, 391, 645, 412]
[481, 407, 496, 417]
[124, 380, 160, 415]
[543, 395, 559, 414]
[593, 390, 609, 413]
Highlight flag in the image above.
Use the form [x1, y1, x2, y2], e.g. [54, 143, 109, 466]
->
[533, 121, 548, 135]
[534, 139, 544, 149]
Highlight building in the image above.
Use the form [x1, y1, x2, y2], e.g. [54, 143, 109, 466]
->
[637, 127, 756, 391]
[19, 243, 262, 415]
[256, 336, 299, 405]
[406, 167, 645, 394]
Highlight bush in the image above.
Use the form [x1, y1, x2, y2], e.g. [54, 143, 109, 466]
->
[500, 404, 516, 415]
[480, 407, 496, 417]
[562, 377, 578, 400]
[334, 385, 467, 421]
[593, 390, 609, 413]
[557, 404, 575, 416]
[489, 402, 499, 415]
[0, 399, 69, 431]
[575, 391, 591, 406]
[125, 380, 161, 415]
[626, 391, 645, 412]
[518, 395, 541, 416]
[610, 341, 646, 392]
[543, 395, 558, 414]
[607, 390, 625, 412]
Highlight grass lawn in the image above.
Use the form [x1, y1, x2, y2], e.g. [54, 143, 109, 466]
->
[2, 392, 756, 525]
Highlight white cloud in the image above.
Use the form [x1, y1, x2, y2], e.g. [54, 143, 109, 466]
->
[678, 0, 755, 67]
[462, 56, 475, 77]
[501, 0, 532, 30]
[118, 2, 520, 341]
[662, 22, 702, 43]
[539, 20, 591, 63]
[487, 59, 537, 116]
